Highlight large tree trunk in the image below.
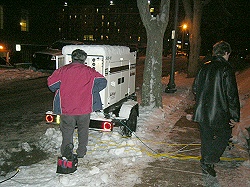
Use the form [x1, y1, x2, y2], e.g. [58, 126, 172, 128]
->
[142, 27, 164, 107]
[182, 0, 211, 77]
[137, 0, 170, 108]
[187, 0, 202, 77]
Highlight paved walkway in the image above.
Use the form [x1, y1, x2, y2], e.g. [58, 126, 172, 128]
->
[134, 111, 250, 187]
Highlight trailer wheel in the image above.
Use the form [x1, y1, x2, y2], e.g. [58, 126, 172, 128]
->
[122, 107, 137, 137]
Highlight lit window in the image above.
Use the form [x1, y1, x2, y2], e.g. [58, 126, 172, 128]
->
[102, 15, 104, 20]
[150, 8, 154, 13]
[107, 22, 109, 27]
[138, 37, 141, 42]
[20, 9, 29, 31]
[84, 35, 94, 41]
[96, 8, 99, 13]
[20, 19, 28, 31]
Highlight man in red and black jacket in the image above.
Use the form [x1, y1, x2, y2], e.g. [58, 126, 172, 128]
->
[48, 49, 107, 158]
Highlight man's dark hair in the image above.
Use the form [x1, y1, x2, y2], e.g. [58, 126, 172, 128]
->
[212, 41, 232, 57]
[72, 49, 87, 63]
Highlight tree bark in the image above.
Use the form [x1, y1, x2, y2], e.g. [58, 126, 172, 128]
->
[142, 28, 164, 107]
[187, 0, 202, 77]
[137, 0, 170, 108]
[182, 0, 211, 77]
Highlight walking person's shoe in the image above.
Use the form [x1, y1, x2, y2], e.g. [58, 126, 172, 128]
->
[200, 163, 216, 177]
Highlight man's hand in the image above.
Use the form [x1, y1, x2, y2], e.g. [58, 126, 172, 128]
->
[229, 119, 238, 128]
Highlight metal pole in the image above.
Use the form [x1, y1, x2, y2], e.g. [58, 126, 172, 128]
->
[182, 30, 184, 52]
[165, 0, 179, 93]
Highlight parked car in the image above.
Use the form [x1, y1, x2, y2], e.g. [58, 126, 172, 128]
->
[31, 40, 84, 70]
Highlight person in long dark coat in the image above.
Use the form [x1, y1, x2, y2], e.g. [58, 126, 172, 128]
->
[193, 41, 240, 177]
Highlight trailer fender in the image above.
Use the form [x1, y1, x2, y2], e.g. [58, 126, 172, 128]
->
[118, 100, 138, 119]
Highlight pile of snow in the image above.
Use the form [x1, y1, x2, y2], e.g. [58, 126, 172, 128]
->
[35, 127, 143, 159]
[232, 70, 250, 142]
[0, 108, 169, 187]
[0, 71, 193, 186]
[0, 69, 49, 83]
[0, 67, 250, 186]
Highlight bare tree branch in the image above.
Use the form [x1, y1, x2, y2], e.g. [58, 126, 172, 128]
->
[137, 0, 151, 26]
[159, 0, 170, 24]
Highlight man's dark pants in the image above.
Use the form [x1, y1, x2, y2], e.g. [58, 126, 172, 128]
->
[60, 114, 90, 157]
[199, 122, 232, 164]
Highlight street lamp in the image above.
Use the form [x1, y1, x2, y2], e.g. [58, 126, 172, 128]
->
[182, 24, 187, 30]
[165, 0, 179, 93]
[181, 24, 187, 52]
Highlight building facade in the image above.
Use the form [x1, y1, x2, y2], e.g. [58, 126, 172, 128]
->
[58, 3, 147, 47]
[0, 2, 173, 64]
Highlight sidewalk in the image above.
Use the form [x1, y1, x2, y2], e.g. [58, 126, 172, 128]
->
[135, 112, 249, 187]
[134, 72, 250, 187]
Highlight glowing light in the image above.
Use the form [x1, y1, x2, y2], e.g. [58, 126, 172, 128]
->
[16, 44, 21, 51]
[56, 115, 60, 124]
[182, 24, 187, 30]
[102, 122, 113, 131]
[46, 114, 54, 123]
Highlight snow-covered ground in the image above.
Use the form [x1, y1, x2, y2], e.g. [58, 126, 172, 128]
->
[0, 67, 249, 186]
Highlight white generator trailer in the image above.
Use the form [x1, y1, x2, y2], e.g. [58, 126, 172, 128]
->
[45, 45, 138, 136]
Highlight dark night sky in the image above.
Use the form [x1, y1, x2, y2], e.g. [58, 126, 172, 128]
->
[8, 0, 137, 6]
[201, 0, 250, 51]
[5, 0, 250, 51]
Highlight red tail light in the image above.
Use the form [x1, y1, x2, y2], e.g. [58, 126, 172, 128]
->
[102, 122, 113, 131]
[45, 114, 60, 124]
[46, 114, 54, 123]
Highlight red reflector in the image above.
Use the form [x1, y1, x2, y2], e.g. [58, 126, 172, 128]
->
[46, 114, 54, 123]
[102, 122, 112, 131]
